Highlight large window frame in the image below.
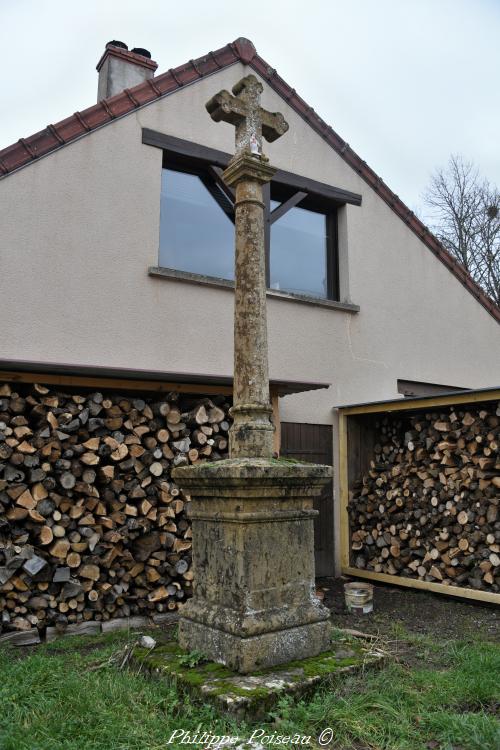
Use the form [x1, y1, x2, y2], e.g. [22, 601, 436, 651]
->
[145, 129, 362, 304]
[264, 182, 339, 300]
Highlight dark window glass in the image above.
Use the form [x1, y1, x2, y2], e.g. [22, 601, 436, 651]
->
[270, 201, 329, 298]
[159, 167, 336, 300]
[159, 168, 234, 280]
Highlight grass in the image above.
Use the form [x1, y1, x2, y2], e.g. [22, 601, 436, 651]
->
[0, 627, 498, 750]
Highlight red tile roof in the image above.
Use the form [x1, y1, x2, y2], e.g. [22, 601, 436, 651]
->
[1, 37, 498, 324]
[96, 44, 158, 74]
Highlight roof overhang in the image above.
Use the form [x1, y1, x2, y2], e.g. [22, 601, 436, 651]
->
[0, 359, 330, 398]
[335, 386, 500, 415]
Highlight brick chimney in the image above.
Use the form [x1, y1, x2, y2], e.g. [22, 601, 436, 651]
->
[96, 41, 158, 100]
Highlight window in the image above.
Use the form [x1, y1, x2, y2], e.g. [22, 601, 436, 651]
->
[270, 202, 329, 298]
[159, 167, 234, 280]
[158, 161, 339, 300]
[268, 187, 338, 300]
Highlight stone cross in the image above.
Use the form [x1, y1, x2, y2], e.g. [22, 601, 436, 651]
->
[206, 74, 288, 158]
[206, 75, 289, 458]
[172, 77, 331, 674]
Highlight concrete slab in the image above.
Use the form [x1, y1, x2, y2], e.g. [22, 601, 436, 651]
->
[132, 630, 385, 719]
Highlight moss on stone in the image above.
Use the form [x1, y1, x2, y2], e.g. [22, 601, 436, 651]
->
[206, 681, 272, 700]
[131, 636, 380, 719]
[257, 643, 364, 678]
[202, 662, 232, 674]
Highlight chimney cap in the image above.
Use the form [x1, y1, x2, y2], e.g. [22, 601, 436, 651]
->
[106, 40, 128, 50]
[96, 42, 158, 73]
[131, 47, 152, 59]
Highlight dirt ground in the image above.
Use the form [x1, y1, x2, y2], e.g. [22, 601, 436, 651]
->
[318, 577, 499, 643]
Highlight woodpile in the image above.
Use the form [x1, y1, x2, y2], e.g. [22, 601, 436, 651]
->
[349, 402, 500, 591]
[0, 382, 231, 635]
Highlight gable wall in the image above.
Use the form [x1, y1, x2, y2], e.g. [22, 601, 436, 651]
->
[1, 62, 499, 427]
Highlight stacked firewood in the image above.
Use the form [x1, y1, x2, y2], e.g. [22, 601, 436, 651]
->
[349, 402, 500, 591]
[0, 383, 231, 634]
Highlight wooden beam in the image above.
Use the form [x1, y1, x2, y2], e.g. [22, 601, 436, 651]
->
[208, 165, 235, 203]
[0, 369, 288, 402]
[263, 182, 271, 288]
[142, 129, 363, 206]
[340, 388, 500, 416]
[338, 412, 350, 569]
[271, 394, 281, 456]
[0, 370, 233, 396]
[341, 566, 500, 606]
[269, 191, 307, 224]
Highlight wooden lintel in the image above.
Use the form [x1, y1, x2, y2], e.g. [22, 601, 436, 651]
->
[0, 369, 287, 401]
[142, 129, 363, 206]
[0, 370, 233, 396]
[339, 389, 500, 416]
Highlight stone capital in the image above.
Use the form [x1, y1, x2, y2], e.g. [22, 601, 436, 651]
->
[222, 153, 276, 187]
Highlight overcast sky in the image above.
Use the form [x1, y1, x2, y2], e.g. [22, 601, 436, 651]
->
[1, 0, 498, 214]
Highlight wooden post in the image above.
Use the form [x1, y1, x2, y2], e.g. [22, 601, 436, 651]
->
[338, 411, 350, 571]
[271, 394, 281, 456]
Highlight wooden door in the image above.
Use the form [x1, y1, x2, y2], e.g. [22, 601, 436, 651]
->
[280, 423, 334, 577]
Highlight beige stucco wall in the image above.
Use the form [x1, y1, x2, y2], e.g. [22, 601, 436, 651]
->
[1, 60, 499, 427]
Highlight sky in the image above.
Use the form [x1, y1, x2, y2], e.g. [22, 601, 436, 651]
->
[1, 0, 499, 215]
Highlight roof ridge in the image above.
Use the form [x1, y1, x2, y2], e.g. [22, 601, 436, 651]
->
[0, 40, 241, 177]
[247, 51, 500, 324]
[0, 37, 498, 324]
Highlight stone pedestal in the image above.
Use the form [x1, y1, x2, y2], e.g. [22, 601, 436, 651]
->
[172, 458, 332, 674]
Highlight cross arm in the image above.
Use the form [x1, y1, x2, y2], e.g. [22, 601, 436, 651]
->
[206, 73, 289, 157]
[260, 109, 289, 143]
[206, 90, 247, 126]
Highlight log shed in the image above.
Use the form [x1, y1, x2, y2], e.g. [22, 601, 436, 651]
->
[0, 358, 329, 636]
[338, 387, 500, 605]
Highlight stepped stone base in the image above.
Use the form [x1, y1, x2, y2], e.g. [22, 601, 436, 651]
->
[180, 618, 331, 675]
[133, 635, 385, 719]
[172, 458, 333, 673]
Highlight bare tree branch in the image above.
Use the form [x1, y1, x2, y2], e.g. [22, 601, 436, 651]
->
[422, 155, 500, 306]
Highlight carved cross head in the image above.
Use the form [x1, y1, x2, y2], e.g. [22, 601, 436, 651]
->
[206, 74, 288, 159]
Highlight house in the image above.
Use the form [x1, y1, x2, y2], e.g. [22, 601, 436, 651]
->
[1, 38, 499, 576]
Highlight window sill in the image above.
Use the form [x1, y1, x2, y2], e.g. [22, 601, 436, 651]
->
[148, 267, 360, 313]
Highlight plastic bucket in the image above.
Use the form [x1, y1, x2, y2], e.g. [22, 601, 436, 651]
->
[344, 582, 374, 614]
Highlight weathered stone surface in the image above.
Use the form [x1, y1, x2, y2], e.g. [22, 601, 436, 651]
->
[206, 75, 288, 460]
[133, 634, 385, 719]
[180, 619, 330, 675]
[225, 157, 277, 459]
[206, 74, 288, 160]
[172, 76, 330, 674]
[172, 458, 333, 673]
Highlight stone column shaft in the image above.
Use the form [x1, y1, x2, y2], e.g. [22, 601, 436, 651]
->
[223, 155, 276, 459]
[233, 178, 269, 407]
